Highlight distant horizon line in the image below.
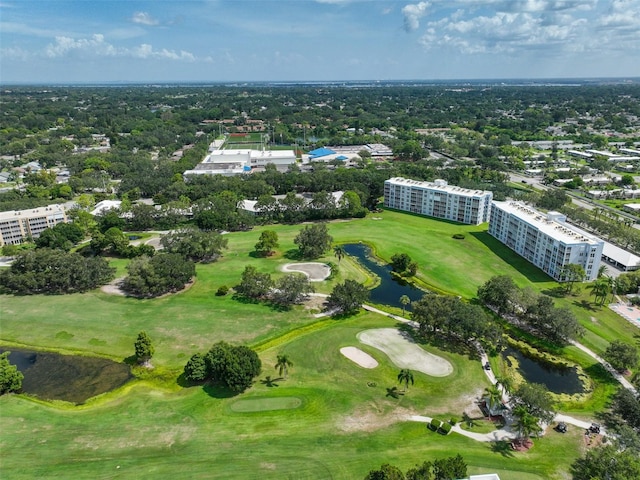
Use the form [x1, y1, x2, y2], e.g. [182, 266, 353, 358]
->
[2, 76, 640, 88]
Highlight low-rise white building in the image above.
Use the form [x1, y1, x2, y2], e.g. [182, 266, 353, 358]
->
[184, 147, 296, 177]
[384, 177, 493, 225]
[0, 205, 67, 246]
[489, 201, 603, 281]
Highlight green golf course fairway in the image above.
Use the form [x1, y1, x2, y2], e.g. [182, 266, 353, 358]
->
[1, 209, 633, 479]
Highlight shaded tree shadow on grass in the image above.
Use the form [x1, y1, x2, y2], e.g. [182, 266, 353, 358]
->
[231, 293, 262, 305]
[123, 354, 139, 366]
[203, 383, 238, 399]
[284, 249, 303, 261]
[541, 286, 567, 298]
[260, 376, 283, 387]
[386, 386, 402, 399]
[469, 231, 554, 283]
[573, 299, 596, 311]
[490, 440, 516, 458]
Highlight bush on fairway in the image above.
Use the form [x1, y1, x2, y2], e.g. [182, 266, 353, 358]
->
[184, 342, 261, 392]
[122, 253, 195, 297]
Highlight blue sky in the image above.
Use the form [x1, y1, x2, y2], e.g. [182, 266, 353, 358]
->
[1, 0, 639, 83]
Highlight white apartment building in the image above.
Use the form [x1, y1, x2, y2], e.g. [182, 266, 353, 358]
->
[0, 205, 67, 246]
[489, 201, 603, 281]
[383, 177, 493, 225]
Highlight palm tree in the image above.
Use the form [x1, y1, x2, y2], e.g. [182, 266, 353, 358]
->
[513, 406, 542, 442]
[399, 295, 410, 316]
[484, 385, 503, 413]
[495, 375, 514, 396]
[333, 245, 345, 263]
[397, 369, 414, 392]
[274, 354, 293, 378]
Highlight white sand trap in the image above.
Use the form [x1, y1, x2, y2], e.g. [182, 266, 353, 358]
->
[357, 328, 453, 377]
[340, 346, 379, 369]
[282, 262, 331, 281]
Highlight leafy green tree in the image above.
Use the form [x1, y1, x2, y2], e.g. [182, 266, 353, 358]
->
[333, 245, 345, 263]
[122, 253, 195, 297]
[254, 230, 279, 257]
[397, 369, 414, 391]
[204, 341, 262, 393]
[560, 264, 586, 294]
[432, 455, 467, 480]
[571, 444, 640, 480]
[604, 340, 639, 373]
[275, 354, 293, 378]
[183, 353, 208, 382]
[390, 253, 412, 273]
[0, 352, 23, 395]
[294, 223, 333, 259]
[477, 275, 518, 314]
[160, 227, 228, 263]
[235, 265, 274, 300]
[134, 331, 154, 364]
[405, 461, 433, 480]
[364, 463, 406, 480]
[611, 388, 640, 430]
[271, 273, 314, 308]
[1, 244, 20, 256]
[35, 222, 84, 250]
[327, 279, 369, 315]
[512, 383, 555, 423]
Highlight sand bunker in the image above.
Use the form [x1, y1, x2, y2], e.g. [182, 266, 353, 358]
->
[282, 262, 331, 281]
[357, 328, 453, 377]
[340, 346, 379, 369]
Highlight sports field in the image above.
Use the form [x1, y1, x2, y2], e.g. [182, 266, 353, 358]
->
[1, 209, 635, 479]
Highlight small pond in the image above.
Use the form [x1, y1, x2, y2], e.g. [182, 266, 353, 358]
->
[501, 346, 584, 395]
[343, 243, 427, 310]
[0, 348, 132, 404]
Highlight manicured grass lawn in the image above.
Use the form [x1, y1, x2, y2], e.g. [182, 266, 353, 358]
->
[0, 313, 581, 479]
[1, 210, 635, 479]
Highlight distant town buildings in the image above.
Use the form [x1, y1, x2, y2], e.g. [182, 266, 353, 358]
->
[0, 205, 67, 246]
[489, 201, 604, 281]
[383, 177, 493, 225]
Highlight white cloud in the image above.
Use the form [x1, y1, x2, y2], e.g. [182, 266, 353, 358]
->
[42, 34, 197, 62]
[131, 11, 159, 26]
[0, 45, 30, 60]
[402, 1, 430, 32]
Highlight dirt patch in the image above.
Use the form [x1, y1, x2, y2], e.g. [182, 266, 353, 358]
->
[281, 262, 330, 281]
[101, 277, 126, 296]
[338, 405, 413, 433]
[357, 328, 453, 377]
[340, 346, 378, 369]
[302, 295, 328, 311]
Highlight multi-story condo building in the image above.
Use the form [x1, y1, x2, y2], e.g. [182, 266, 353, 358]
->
[383, 177, 493, 225]
[0, 205, 67, 246]
[489, 201, 603, 281]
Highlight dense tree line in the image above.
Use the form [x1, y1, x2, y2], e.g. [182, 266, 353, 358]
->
[477, 275, 583, 345]
[0, 249, 115, 294]
[365, 454, 467, 480]
[411, 293, 501, 349]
